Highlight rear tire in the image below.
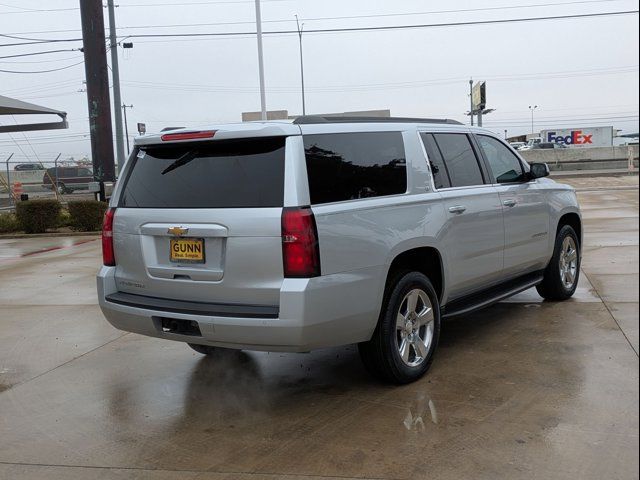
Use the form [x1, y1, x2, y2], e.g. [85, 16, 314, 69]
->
[359, 271, 441, 384]
[536, 225, 580, 301]
[188, 343, 237, 357]
[56, 183, 67, 195]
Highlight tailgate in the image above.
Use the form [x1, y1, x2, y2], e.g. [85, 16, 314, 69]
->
[111, 136, 288, 307]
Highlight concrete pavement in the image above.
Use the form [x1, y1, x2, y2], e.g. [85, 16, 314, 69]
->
[0, 177, 637, 480]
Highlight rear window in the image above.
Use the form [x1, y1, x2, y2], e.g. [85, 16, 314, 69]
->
[119, 137, 285, 208]
[303, 132, 407, 205]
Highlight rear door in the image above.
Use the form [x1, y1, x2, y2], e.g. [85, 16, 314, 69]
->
[112, 132, 295, 306]
[421, 132, 505, 300]
[475, 134, 550, 277]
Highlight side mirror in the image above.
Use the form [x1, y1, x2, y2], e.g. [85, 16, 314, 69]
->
[529, 162, 550, 179]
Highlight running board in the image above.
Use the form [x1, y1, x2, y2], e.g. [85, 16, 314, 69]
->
[441, 271, 544, 319]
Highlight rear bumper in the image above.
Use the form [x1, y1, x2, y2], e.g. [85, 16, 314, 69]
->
[97, 265, 384, 352]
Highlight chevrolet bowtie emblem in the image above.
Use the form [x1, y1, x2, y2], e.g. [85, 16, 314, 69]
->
[168, 226, 189, 236]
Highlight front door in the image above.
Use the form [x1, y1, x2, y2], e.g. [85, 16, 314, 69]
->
[475, 134, 550, 278]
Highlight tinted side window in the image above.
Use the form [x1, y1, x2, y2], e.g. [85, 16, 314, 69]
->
[304, 132, 407, 204]
[420, 133, 451, 189]
[432, 134, 484, 187]
[477, 135, 526, 183]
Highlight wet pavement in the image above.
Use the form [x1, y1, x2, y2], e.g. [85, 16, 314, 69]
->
[0, 177, 638, 480]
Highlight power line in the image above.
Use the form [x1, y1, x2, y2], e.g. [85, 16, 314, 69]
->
[1, 10, 638, 48]
[487, 115, 639, 123]
[116, 65, 637, 93]
[0, 60, 84, 74]
[1, 79, 81, 95]
[0, 0, 291, 14]
[0, 49, 80, 60]
[4, 0, 629, 35]
[110, 9, 640, 41]
[0, 55, 81, 65]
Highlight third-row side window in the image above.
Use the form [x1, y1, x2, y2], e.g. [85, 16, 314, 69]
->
[304, 132, 407, 205]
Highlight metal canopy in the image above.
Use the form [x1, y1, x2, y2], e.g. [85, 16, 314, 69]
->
[0, 94, 68, 133]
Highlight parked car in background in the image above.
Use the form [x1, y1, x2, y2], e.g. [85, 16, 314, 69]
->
[531, 142, 568, 150]
[14, 163, 44, 171]
[43, 166, 94, 194]
[508, 142, 526, 150]
[98, 117, 582, 384]
[520, 137, 543, 151]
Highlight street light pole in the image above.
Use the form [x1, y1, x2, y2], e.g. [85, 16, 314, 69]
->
[295, 15, 306, 116]
[107, 0, 125, 175]
[254, 0, 267, 120]
[469, 78, 474, 126]
[122, 104, 133, 155]
[529, 105, 538, 134]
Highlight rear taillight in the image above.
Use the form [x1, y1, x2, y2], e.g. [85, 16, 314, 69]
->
[281, 207, 320, 278]
[102, 208, 116, 266]
[160, 130, 216, 142]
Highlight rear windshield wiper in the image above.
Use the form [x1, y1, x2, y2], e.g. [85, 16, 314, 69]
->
[160, 149, 198, 175]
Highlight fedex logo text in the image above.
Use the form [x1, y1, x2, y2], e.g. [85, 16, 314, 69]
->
[547, 130, 593, 145]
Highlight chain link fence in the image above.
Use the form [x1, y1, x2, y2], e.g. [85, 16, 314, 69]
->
[1, 155, 98, 209]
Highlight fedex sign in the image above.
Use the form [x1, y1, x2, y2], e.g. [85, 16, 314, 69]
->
[547, 130, 593, 145]
[541, 127, 613, 148]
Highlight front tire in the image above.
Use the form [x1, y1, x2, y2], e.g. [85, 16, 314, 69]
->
[359, 272, 441, 384]
[536, 225, 580, 300]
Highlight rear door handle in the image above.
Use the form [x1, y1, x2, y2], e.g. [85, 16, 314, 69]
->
[502, 199, 517, 208]
[448, 205, 467, 214]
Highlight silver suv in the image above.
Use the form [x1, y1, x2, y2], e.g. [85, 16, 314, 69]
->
[98, 116, 582, 383]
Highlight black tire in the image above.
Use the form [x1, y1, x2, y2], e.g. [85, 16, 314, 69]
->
[188, 343, 228, 357]
[359, 271, 441, 384]
[56, 183, 67, 195]
[536, 225, 581, 301]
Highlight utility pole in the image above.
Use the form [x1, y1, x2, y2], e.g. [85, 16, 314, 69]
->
[107, 0, 125, 176]
[79, 0, 115, 202]
[504, 129, 508, 140]
[254, 0, 267, 120]
[469, 78, 474, 126]
[295, 15, 306, 115]
[122, 104, 133, 155]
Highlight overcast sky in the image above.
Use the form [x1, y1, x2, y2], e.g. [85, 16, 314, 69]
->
[1, 0, 638, 162]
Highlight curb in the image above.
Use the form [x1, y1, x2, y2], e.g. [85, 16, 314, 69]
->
[0, 231, 101, 239]
[551, 170, 638, 179]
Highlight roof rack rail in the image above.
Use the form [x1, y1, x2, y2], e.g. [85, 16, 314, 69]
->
[292, 115, 463, 125]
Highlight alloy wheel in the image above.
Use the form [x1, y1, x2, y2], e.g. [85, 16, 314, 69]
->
[559, 236, 578, 289]
[395, 289, 435, 367]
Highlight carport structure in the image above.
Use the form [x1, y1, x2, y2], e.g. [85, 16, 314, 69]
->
[0, 94, 68, 133]
[0, 95, 68, 203]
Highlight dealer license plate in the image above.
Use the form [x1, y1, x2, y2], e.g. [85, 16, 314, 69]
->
[170, 238, 205, 263]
